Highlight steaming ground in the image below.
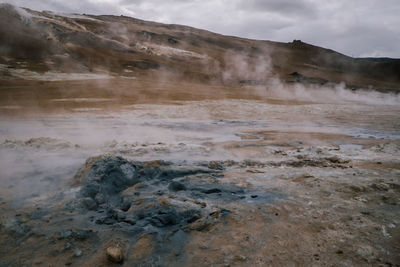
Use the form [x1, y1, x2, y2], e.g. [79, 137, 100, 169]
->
[1, 4, 399, 264]
[0, 86, 400, 266]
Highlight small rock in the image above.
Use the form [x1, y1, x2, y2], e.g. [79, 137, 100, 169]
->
[120, 201, 131, 212]
[123, 217, 136, 225]
[208, 161, 224, 170]
[209, 209, 230, 219]
[273, 150, 287, 156]
[96, 216, 116, 225]
[81, 197, 97, 210]
[60, 230, 73, 239]
[74, 249, 83, 257]
[209, 210, 220, 218]
[74, 229, 92, 240]
[113, 210, 127, 221]
[168, 181, 186, 192]
[354, 196, 368, 203]
[187, 214, 201, 223]
[233, 255, 247, 262]
[202, 188, 222, 194]
[63, 242, 72, 251]
[327, 156, 340, 163]
[186, 218, 212, 232]
[155, 190, 164, 196]
[356, 244, 374, 259]
[349, 185, 366, 193]
[150, 211, 179, 227]
[94, 193, 106, 204]
[106, 246, 124, 263]
[370, 183, 390, 191]
[193, 200, 206, 208]
[360, 210, 371, 216]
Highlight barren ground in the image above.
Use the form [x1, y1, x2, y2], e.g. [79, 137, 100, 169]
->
[0, 80, 399, 266]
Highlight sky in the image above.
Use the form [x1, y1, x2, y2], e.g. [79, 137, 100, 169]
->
[2, 0, 400, 58]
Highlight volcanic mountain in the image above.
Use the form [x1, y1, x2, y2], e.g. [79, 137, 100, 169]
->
[0, 3, 399, 113]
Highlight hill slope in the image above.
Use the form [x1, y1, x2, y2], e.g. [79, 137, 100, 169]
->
[0, 3, 399, 92]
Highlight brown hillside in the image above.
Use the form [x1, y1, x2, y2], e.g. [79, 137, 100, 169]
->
[0, 3, 399, 93]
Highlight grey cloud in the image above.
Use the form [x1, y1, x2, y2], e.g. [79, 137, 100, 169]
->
[3, 0, 125, 15]
[235, 0, 317, 18]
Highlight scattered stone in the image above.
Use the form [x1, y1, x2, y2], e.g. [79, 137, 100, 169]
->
[208, 161, 225, 170]
[349, 185, 367, 193]
[381, 195, 399, 205]
[356, 244, 374, 260]
[74, 249, 83, 257]
[60, 155, 278, 263]
[370, 183, 390, 191]
[187, 213, 201, 223]
[74, 229, 92, 240]
[63, 242, 72, 251]
[240, 160, 265, 167]
[202, 188, 222, 194]
[59, 230, 73, 239]
[168, 181, 186, 191]
[193, 200, 206, 208]
[106, 246, 124, 263]
[120, 201, 131, 212]
[326, 156, 350, 164]
[354, 196, 368, 203]
[185, 217, 213, 232]
[209, 209, 231, 219]
[209, 210, 220, 218]
[81, 197, 97, 210]
[233, 255, 247, 262]
[273, 150, 287, 156]
[58, 229, 92, 240]
[74, 155, 215, 212]
[94, 193, 105, 204]
[150, 209, 180, 227]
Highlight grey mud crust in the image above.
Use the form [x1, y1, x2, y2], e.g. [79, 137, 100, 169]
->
[0, 155, 281, 266]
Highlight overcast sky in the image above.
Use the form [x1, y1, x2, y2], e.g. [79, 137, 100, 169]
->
[2, 0, 400, 58]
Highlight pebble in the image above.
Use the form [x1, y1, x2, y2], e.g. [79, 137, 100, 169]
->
[81, 197, 97, 210]
[168, 181, 186, 191]
[107, 246, 124, 263]
[74, 249, 83, 257]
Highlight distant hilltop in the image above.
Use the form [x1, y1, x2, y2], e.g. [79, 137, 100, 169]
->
[1, 3, 399, 92]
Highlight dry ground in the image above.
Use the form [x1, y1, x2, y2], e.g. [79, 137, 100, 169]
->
[0, 79, 399, 266]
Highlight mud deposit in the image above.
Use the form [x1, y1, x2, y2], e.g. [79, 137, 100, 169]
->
[1, 98, 400, 266]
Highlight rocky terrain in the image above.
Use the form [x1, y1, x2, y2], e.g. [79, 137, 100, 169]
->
[1, 100, 399, 266]
[0, 3, 400, 267]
